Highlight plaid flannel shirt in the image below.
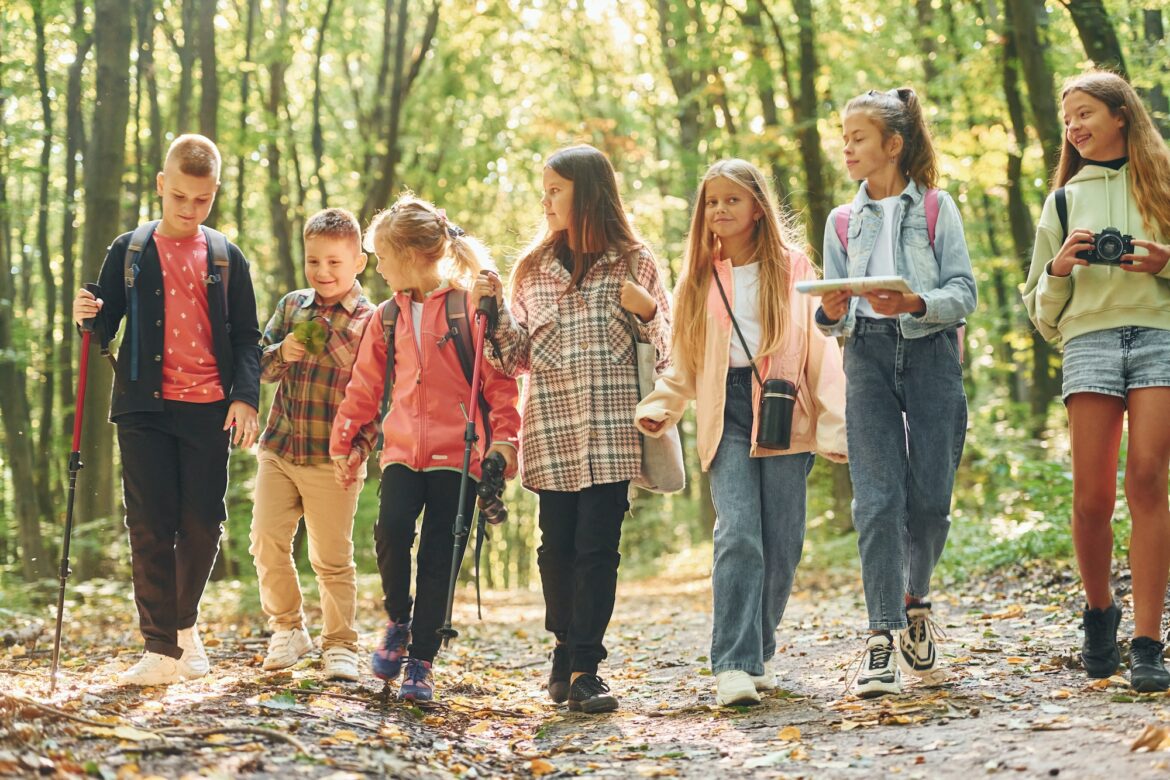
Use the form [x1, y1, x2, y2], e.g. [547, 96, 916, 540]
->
[489, 247, 672, 492]
[259, 282, 377, 464]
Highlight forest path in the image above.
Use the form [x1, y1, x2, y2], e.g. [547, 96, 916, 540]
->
[3, 561, 1170, 778]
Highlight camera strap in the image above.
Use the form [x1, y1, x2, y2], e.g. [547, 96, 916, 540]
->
[711, 266, 766, 388]
[1055, 187, 1069, 241]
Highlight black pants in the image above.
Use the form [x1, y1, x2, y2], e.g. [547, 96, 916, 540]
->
[376, 465, 477, 663]
[537, 481, 629, 676]
[117, 400, 230, 659]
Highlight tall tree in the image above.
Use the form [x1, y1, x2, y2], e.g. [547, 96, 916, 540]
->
[164, 0, 198, 132]
[1142, 10, 1169, 137]
[233, 0, 258, 235]
[1061, 0, 1127, 76]
[263, 0, 298, 294]
[78, 0, 134, 559]
[33, 0, 59, 472]
[311, 0, 335, 207]
[197, 0, 218, 225]
[1003, 0, 1063, 179]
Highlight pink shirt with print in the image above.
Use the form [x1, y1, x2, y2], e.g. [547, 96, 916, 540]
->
[154, 231, 225, 403]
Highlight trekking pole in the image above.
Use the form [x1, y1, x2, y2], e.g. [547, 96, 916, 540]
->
[50, 283, 101, 694]
[437, 296, 496, 647]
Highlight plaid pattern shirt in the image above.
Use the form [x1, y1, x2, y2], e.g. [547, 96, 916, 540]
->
[259, 282, 377, 465]
[490, 247, 672, 492]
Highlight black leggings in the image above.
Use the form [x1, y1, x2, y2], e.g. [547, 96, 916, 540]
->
[376, 465, 477, 662]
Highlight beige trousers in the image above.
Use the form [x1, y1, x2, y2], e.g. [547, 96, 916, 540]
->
[250, 449, 359, 651]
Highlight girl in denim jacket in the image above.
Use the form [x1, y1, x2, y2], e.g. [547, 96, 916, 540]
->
[635, 159, 847, 707]
[817, 88, 977, 697]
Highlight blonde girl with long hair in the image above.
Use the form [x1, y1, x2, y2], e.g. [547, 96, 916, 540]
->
[1024, 71, 1170, 692]
[636, 159, 847, 707]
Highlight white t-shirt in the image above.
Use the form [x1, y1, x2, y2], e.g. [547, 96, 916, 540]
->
[727, 261, 762, 368]
[411, 300, 425, 356]
[856, 195, 901, 319]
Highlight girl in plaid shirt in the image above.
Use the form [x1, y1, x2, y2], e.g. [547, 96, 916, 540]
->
[472, 145, 672, 714]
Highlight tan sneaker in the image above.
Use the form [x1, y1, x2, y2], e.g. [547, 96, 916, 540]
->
[177, 626, 210, 679]
[323, 646, 360, 682]
[118, 652, 184, 686]
[263, 627, 314, 670]
[715, 670, 761, 706]
[750, 657, 779, 691]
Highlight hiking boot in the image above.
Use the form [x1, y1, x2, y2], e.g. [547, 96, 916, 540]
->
[177, 625, 210, 679]
[548, 644, 570, 703]
[372, 619, 411, 681]
[897, 602, 942, 678]
[854, 633, 901, 698]
[750, 657, 779, 692]
[715, 670, 761, 706]
[567, 673, 619, 714]
[323, 646, 361, 682]
[399, 658, 434, 702]
[119, 651, 184, 686]
[1129, 636, 1170, 693]
[262, 627, 314, 671]
[1081, 603, 1121, 679]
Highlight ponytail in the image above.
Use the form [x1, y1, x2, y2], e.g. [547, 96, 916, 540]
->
[843, 86, 939, 190]
[367, 193, 493, 290]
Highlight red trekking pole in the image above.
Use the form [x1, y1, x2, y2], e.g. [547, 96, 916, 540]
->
[50, 283, 101, 694]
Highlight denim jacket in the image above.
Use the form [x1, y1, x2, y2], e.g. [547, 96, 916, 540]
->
[816, 179, 977, 339]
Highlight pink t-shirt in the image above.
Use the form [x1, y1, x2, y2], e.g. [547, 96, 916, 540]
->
[154, 231, 225, 403]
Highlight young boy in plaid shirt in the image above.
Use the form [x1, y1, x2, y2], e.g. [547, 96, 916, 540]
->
[250, 208, 377, 681]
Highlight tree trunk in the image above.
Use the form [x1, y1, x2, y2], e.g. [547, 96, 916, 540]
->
[141, 0, 162, 185]
[233, 0, 258, 234]
[739, 1, 791, 200]
[1142, 10, 1169, 138]
[197, 0, 219, 226]
[34, 0, 59, 481]
[915, 0, 940, 86]
[789, 0, 831, 254]
[78, 0, 133, 567]
[312, 0, 335, 207]
[1062, 0, 1127, 76]
[1004, 0, 1063, 179]
[265, 0, 298, 294]
[655, 0, 705, 196]
[172, 0, 197, 132]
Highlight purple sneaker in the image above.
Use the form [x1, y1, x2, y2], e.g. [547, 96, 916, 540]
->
[371, 619, 411, 681]
[399, 658, 434, 702]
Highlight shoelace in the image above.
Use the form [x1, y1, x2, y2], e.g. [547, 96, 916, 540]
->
[844, 638, 893, 694]
[574, 674, 611, 698]
[403, 660, 431, 686]
[1131, 640, 1166, 668]
[906, 612, 947, 647]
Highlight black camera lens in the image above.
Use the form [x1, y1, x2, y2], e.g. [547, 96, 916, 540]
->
[1096, 232, 1124, 263]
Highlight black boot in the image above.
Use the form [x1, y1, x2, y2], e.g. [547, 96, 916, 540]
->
[1129, 636, 1170, 693]
[1081, 603, 1122, 678]
[547, 644, 570, 703]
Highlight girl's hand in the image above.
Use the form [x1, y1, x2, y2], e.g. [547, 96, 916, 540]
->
[224, 401, 259, 449]
[819, 289, 851, 321]
[333, 450, 364, 489]
[470, 270, 503, 314]
[621, 280, 657, 321]
[862, 289, 925, 317]
[73, 287, 102, 326]
[486, 443, 518, 479]
[280, 333, 307, 363]
[638, 417, 666, 433]
[1050, 229, 1095, 277]
[1121, 239, 1170, 275]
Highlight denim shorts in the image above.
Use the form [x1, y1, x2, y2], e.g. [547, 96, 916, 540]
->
[1062, 326, 1170, 401]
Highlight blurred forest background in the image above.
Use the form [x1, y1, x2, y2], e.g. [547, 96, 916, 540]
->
[0, 0, 1166, 597]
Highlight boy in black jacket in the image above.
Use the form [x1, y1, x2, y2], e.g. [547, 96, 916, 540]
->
[72, 134, 261, 685]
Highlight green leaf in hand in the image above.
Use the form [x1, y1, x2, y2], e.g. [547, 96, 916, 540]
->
[292, 320, 328, 355]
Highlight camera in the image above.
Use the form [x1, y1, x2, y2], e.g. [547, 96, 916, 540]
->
[477, 450, 509, 525]
[1077, 227, 1134, 265]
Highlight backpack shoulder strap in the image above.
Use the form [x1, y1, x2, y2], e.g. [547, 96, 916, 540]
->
[445, 290, 493, 445]
[833, 206, 851, 251]
[924, 188, 940, 248]
[124, 220, 160, 382]
[201, 226, 231, 318]
[1055, 187, 1069, 242]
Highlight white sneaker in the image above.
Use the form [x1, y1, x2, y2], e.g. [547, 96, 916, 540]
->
[897, 602, 944, 679]
[119, 651, 184, 686]
[751, 657, 779, 691]
[323, 646, 360, 681]
[263, 627, 314, 670]
[715, 670, 762, 706]
[854, 634, 901, 698]
[177, 626, 210, 679]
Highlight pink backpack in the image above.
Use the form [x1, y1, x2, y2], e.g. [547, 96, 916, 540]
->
[832, 189, 964, 363]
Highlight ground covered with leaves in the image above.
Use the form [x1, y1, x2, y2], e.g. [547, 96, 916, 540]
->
[3, 552, 1170, 778]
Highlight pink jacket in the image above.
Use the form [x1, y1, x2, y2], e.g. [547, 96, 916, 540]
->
[330, 287, 521, 478]
[635, 251, 847, 470]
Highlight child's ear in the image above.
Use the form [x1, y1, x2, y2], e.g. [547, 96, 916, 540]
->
[156, 171, 165, 196]
[356, 252, 368, 273]
[885, 134, 904, 160]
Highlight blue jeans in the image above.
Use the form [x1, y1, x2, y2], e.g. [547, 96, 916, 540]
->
[844, 318, 967, 630]
[709, 368, 815, 675]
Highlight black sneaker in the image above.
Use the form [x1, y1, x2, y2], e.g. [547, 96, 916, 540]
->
[1081, 603, 1121, 678]
[567, 673, 618, 714]
[1129, 636, 1170, 693]
[547, 644, 570, 704]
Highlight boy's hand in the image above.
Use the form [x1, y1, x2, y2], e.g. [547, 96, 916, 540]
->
[470, 270, 503, 314]
[620, 280, 657, 322]
[1121, 239, 1170, 275]
[819, 289, 851, 321]
[280, 333, 307, 363]
[333, 450, 364, 489]
[73, 287, 102, 326]
[224, 401, 259, 448]
[486, 443, 518, 479]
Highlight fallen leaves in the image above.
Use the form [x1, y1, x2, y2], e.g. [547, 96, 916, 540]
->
[1132, 725, 1170, 753]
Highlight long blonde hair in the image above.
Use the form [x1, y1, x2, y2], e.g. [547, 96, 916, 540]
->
[1055, 71, 1170, 240]
[673, 160, 800, 378]
[365, 192, 489, 289]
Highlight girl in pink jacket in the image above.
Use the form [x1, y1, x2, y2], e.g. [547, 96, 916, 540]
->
[636, 159, 847, 707]
[330, 195, 520, 702]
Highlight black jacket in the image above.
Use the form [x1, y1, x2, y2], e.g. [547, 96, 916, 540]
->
[91, 229, 262, 420]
